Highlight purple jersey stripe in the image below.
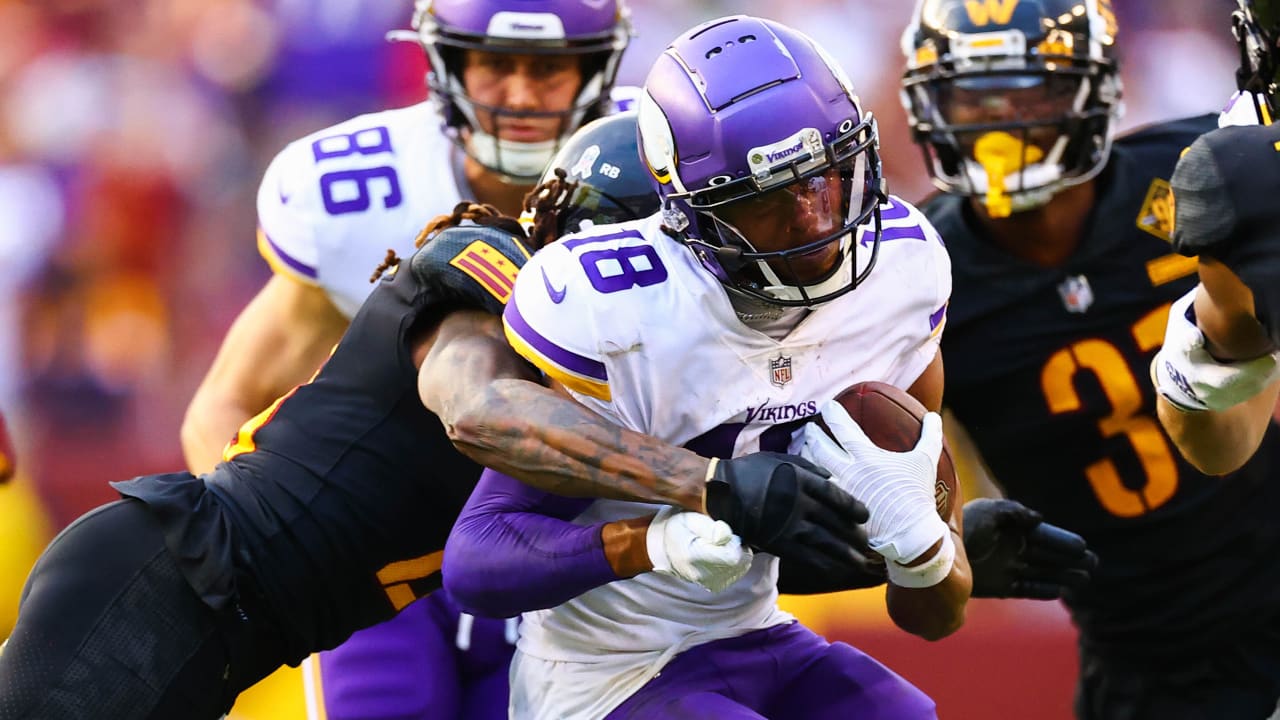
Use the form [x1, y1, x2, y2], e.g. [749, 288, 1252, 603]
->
[880, 196, 911, 221]
[561, 228, 643, 251]
[261, 229, 319, 280]
[504, 294, 608, 381]
[860, 223, 928, 247]
[930, 303, 947, 331]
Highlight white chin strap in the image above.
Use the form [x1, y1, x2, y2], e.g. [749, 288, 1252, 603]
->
[467, 129, 559, 180]
[756, 235, 854, 304]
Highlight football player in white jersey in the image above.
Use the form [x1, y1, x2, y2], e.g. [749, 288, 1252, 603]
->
[445, 16, 971, 719]
[179, 2, 633, 718]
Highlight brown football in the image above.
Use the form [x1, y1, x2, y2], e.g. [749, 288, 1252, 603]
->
[827, 381, 957, 519]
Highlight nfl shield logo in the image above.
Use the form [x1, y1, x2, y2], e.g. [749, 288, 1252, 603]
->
[1057, 274, 1094, 314]
[769, 355, 793, 388]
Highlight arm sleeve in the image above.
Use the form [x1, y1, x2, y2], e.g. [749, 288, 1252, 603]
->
[443, 468, 623, 618]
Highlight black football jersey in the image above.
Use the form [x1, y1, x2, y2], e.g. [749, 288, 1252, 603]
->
[115, 224, 533, 658]
[930, 115, 1280, 660]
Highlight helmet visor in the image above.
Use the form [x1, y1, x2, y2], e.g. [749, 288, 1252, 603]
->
[710, 149, 874, 286]
[933, 72, 1085, 156]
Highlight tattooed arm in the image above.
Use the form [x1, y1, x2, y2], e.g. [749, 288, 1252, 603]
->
[416, 309, 876, 577]
[415, 308, 709, 511]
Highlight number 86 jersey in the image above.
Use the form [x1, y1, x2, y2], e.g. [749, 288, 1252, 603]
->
[255, 103, 464, 318]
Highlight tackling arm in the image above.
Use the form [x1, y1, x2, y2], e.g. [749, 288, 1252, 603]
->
[181, 275, 348, 473]
[417, 309, 710, 510]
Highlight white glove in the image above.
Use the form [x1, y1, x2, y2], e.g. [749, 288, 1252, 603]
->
[791, 401, 950, 570]
[1152, 287, 1280, 413]
[1219, 91, 1271, 127]
[646, 507, 753, 592]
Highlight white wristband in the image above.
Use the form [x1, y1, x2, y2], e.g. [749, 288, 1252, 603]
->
[886, 531, 956, 589]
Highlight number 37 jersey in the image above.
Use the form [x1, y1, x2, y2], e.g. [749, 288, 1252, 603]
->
[501, 200, 949, 667]
[934, 115, 1280, 657]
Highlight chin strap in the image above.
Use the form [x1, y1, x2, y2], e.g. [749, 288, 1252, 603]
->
[466, 129, 560, 181]
[966, 130, 1065, 217]
[754, 236, 855, 304]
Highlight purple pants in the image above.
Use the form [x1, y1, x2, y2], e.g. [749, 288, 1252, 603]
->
[605, 622, 936, 720]
[317, 590, 515, 719]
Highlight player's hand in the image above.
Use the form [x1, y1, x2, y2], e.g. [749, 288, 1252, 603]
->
[646, 507, 753, 592]
[793, 401, 949, 567]
[704, 452, 880, 578]
[963, 498, 1096, 600]
[1152, 287, 1280, 412]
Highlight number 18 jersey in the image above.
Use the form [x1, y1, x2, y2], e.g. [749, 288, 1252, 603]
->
[501, 200, 949, 718]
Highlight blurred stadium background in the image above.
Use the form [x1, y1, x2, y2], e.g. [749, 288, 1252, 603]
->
[0, 0, 1243, 717]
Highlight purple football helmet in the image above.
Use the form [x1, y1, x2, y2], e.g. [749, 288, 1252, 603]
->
[637, 15, 885, 307]
[393, 0, 632, 182]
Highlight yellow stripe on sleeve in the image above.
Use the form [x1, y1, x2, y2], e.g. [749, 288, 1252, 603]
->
[1146, 253, 1199, 287]
[503, 324, 612, 401]
[257, 229, 320, 287]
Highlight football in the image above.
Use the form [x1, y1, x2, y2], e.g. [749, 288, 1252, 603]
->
[829, 381, 957, 518]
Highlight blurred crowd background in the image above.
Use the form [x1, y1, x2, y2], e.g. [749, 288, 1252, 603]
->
[0, 1, 1246, 718]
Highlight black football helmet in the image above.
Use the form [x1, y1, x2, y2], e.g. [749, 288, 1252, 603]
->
[1234, 0, 1280, 120]
[900, 0, 1124, 216]
[522, 110, 658, 245]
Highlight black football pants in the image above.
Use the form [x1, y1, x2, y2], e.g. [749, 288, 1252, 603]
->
[1076, 622, 1280, 720]
[0, 499, 286, 720]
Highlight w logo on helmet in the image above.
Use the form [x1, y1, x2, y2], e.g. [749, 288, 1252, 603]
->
[964, 0, 1019, 26]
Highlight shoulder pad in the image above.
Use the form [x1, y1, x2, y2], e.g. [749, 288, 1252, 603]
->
[409, 224, 535, 315]
[1115, 114, 1217, 152]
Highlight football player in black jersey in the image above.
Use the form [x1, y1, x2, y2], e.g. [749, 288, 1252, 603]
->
[1154, 0, 1280, 477]
[0, 114, 877, 720]
[903, 1, 1280, 717]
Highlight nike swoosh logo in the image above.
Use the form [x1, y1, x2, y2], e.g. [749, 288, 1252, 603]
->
[541, 267, 567, 304]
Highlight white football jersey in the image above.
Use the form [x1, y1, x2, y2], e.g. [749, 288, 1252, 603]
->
[256, 89, 642, 318]
[502, 195, 951, 719]
[256, 102, 461, 317]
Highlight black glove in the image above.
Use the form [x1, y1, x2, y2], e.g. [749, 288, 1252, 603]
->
[777, 554, 887, 595]
[963, 498, 1097, 600]
[705, 452, 880, 577]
